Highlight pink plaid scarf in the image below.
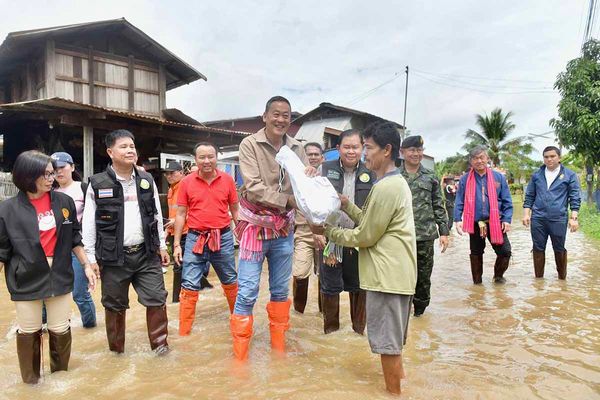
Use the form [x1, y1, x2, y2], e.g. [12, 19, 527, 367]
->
[233, 198, 295, 261]
[462, 168, 504, 245]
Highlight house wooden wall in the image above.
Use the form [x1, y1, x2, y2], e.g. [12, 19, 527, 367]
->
[1, 40, 166, 116]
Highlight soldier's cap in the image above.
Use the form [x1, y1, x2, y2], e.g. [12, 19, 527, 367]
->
[163, 161, 183, 172]
[401, 135, 424, 149]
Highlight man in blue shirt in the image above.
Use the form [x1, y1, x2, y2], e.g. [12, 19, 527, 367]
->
[522, 146, 580, 279]
[454, 146, 513, 284]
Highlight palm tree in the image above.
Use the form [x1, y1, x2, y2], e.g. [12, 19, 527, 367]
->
[463, 108, 532, 167]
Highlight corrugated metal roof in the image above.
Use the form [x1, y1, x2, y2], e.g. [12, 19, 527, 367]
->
[0, 97, 249, 137]
[0, 18, 206, 90]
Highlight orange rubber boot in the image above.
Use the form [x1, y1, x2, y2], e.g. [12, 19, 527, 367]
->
[178, 288, 199, 336]
[266, 299, 291, 353]
[230, 314, 253, 361]
[222, 282, 238, 314]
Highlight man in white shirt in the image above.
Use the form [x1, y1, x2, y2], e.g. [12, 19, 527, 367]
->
[82, 129, 170, 354]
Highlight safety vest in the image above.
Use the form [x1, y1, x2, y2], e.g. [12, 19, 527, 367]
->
[321, 160, 375, 208]
[89, 166, 159, 266]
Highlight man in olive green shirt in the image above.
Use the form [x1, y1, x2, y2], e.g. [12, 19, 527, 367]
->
[314, 121, 416, 396]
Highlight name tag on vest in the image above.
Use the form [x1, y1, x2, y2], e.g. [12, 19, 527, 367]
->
[327, 170, 341, 180]
[98, 188, 114, 198]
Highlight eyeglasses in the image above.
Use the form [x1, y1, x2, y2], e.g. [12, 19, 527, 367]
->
[43, 171, 56, 180]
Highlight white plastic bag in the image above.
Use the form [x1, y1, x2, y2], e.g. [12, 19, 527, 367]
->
[275, 145, 340, 225]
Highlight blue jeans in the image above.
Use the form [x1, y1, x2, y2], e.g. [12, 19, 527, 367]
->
[234, 234, 294, 315]
[181, 229, 237, 291]
[72, 253, 97, 328]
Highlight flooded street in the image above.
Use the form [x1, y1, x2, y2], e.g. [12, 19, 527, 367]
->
[0, 206, 598, 399]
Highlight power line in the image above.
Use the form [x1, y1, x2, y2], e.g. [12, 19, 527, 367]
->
[344, 72, 403, 106]
[412, 72, 556, 95]
[412, 68, 553, 87]
[583, 0, 598, 46]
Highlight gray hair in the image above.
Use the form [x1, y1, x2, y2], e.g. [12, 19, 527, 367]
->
[469, 145, 488, 160]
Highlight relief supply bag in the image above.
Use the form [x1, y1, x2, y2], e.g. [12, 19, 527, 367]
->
[275, 145, 340, 225]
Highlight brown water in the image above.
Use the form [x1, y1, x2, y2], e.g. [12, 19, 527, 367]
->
[0, 209, 599, 399]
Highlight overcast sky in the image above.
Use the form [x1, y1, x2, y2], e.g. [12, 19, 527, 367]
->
[0, 0, 590, 160]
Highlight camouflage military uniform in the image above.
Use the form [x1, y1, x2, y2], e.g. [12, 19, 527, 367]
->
[400, 164, 449, 315]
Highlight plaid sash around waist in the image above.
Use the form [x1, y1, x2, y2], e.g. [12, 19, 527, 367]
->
[233, 198, 295, 261]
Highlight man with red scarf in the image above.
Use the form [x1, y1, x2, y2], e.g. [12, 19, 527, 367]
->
[453, 145, 513, 284]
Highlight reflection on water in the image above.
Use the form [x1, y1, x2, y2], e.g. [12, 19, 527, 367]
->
[0, 208, 598, 399]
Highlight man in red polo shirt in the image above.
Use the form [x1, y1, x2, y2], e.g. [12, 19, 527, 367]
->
[173, 142, 239, 336]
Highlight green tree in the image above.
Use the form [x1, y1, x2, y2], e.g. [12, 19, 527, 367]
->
[463, 108, 535, 182]
[463, 108, 532, 167]
[551, 39, 600, 205]
[435, 153, 469, 181]
[501, 146, 538, 183]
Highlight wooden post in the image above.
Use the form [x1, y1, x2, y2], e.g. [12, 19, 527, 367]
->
[25, 63, 35, 100]
[45, 39, 56, 98]
[83, 126, 94, 179]
[128, 55, 135, 111]
[88, 46, 95, 104]
[158, 63, 166, 113]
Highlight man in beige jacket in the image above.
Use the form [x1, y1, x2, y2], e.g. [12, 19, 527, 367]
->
[230, 96, 315, 361]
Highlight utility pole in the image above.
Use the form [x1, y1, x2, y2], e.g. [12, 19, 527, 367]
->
[402, 65, 409, 140]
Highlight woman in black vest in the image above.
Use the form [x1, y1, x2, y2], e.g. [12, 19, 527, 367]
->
[0, 150, 98, 384]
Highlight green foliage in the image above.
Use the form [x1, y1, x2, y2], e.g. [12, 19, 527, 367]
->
[509, 182, 524, 194]
[560, 152, 585, 173]
[579, 203, 600, 241]
[463, 108, 536, 182]
[551, 39, 600, 167]
[434, 152, 468, 178]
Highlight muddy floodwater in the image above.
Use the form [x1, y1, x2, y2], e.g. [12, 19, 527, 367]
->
[0, 207, 598, 399]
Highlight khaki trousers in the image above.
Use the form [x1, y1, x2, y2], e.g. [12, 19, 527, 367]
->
[293, 224, 316, 279]
[14, 258, 71, 334]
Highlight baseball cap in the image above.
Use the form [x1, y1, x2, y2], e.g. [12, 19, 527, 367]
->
[50, 152, 74, 167]
[163, 161, 183, 172]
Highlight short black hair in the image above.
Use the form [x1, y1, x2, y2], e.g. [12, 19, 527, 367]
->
[264, 96, 291, 113]
[105, 129, 135, 148]
[193, 141, 218, 156]
[13, 150, 56, 193]
[339, 129, 363, 145]
[543, 146, 561, 156]
[304, 142, 323, 154]
[362, 122, 400, 161]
